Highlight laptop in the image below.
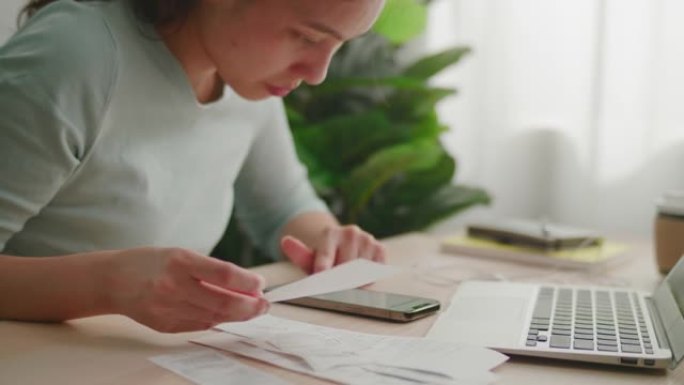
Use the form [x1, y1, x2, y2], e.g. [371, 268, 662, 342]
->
[427, 256, 684, 369]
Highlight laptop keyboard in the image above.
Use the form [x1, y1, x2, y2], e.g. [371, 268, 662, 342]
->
[525, 287, 654, 354]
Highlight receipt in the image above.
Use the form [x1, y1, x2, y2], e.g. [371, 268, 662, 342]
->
[150, 350, 290, 385]
[265, 259, 401, 302]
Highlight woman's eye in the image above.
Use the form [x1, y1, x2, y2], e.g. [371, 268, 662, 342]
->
[302, 36, 318, 45]
[293, 31, 320, 45]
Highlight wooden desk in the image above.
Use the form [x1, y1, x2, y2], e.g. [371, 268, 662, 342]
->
[1, 233, 682, 385]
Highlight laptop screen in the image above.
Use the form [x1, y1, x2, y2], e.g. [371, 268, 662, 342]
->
[652, 256, 684, 367]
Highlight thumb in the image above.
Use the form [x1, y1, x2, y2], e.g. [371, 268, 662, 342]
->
[280, 236, 315, 274]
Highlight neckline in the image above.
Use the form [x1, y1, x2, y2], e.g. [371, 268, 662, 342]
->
[120, 1, 234, 110]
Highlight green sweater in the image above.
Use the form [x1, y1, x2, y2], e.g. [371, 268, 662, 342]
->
[0, 0, 327, 259]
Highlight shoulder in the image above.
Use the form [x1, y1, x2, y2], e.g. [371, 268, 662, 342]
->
[0, 1, 122, 156]
[0, 0, 118, 94]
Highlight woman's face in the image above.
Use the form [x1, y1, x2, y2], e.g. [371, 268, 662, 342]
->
[192, 0, 385, 100]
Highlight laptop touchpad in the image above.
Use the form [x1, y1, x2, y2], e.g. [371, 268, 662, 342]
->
[427, 283, 533, 349]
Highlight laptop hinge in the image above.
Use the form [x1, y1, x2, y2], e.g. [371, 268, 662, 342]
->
[645, 297, 672, 351]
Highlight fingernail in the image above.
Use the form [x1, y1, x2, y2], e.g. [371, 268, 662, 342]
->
[256, 275, 267, 292]
[260, 299, 271, 314]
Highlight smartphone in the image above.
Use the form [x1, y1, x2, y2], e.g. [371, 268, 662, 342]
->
[280, 289, 441, 322]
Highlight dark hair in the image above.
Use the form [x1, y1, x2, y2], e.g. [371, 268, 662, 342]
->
[18, 0, 197, 27]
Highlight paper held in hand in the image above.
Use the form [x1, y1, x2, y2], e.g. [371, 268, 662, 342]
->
[264, 259, 402, 302]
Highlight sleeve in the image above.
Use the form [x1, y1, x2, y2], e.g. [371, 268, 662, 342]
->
[0, 3, 116, 251]
[233, 99, 329, 260]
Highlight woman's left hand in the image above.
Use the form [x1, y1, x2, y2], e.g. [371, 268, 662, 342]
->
[280, 225, 387, 274]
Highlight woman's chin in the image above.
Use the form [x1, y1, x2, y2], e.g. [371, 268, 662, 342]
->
[232, 86, 273, 101]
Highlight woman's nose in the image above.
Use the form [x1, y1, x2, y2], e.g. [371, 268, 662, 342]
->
[300, 48, 336, 86]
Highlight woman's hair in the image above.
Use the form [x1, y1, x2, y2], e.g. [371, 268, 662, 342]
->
[19, 0, 198, 26]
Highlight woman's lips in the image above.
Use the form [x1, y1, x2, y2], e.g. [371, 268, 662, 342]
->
[266, 85, 293, 97]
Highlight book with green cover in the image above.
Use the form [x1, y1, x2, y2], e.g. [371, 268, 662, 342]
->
[440, 235, 627, 270]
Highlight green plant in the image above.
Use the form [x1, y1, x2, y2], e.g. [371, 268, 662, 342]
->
[212, 0, 490, 263]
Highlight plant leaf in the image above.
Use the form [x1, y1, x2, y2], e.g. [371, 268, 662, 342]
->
[376, 151, 456, 206]
[311, 76, 431, 94]
[292, 110, 396, 173]
[341, 140, 443, 222]
[372, 0, 428, 45]
[388, 87, 457, 121]
[327, 33, 399, 79]
[358, 184, 491, 237]
[403, 46, 472, 79]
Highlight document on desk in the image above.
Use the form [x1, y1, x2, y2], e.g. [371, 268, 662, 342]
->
[150, 350, 290, 385]
[264, 259, 401, 303]
[192, 315, 507, 385]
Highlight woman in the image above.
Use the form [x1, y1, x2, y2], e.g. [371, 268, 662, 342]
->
[0, 0, 386, 332]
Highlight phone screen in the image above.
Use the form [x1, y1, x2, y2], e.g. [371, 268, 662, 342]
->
[282, 289, 441, 322]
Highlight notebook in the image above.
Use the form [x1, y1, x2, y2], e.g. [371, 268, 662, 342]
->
[441, 234, 626, 270]
[426, 257, 684, 369]
[466, 219, 602, 250]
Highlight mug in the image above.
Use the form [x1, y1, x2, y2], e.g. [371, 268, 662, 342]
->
[654, 190, 684, 274]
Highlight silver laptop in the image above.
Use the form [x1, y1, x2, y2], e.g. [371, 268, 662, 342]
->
[427, 256, 684, 369]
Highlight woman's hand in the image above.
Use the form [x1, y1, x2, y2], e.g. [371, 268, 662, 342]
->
[105, 247, 269, 333]
[280, 225, 387, 274]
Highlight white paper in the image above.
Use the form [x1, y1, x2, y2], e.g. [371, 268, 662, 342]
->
[264, 259, 401, 302]
[150, 350, 289, 385]
[363, 364, 457, 385]
[196, 315, 507, 385]
[195, 335, 386, 385]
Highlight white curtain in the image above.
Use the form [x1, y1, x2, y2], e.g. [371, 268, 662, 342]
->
[427, 0, 684, 237]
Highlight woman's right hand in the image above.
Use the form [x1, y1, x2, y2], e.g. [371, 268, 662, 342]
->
[104, 247, 269, 333]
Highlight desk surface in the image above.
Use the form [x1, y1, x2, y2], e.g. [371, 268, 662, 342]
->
[1, 233, 682, 385]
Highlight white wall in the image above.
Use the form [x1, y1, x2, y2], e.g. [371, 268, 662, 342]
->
[0, 0, 24, 43]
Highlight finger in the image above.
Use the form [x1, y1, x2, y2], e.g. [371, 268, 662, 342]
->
[159, 306, 219, 333]
[154, 319, 215, 333]
[336, 226, 361, 265]
[199, 290, 270, 324]
[371, 243, 388, 264]
[177, 276, 254, 315]
[165, 321, 215, 333]
[186, 255, 265, 295]
[356, 233, 376, 261]
[174, 300, 222, 323]
[313, 228, 337, 273]
[228, 297, 270, 322]
[140, 301, 215, 333]
[183, 286, 269, 324]
[280, 236, 314, 273]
